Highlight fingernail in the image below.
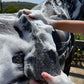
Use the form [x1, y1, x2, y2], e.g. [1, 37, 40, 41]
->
[28, 15, 32, 18]
[41, 72, 47, 78]
[28, 15, 35, 19]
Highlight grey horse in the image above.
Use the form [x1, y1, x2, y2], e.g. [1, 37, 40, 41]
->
[0, 0, 83, 84]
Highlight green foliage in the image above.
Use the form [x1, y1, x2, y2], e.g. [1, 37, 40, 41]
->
[74, 34, 84, 63]
[0, 9, 1, 13]
[1, 2, 37, 13]
[2, 2, 37, 13]
[74, 33, 84, 40]
[3, 5, 19, 13]
[0, 8, 3, 13]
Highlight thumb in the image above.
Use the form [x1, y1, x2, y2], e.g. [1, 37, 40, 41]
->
[41, 72, 54, 84]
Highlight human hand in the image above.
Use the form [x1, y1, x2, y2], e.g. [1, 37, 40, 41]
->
[41, 71, 74, 84]
[29, 71, 74, 84]
[23, 10, 49, 24]
[23, 10, 56, 25]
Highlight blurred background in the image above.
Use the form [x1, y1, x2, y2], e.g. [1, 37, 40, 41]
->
[0, 0, 45, 13]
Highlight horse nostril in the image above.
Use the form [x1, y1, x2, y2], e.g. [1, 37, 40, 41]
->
[26, 67, 35, 79]
[12, 51, 25, 64]
[48, 50, 56, 63]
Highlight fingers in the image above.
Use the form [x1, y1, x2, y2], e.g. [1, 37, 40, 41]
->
[23, 10, 31, 15]
[23, 10, 45, 20]
[27, 11, 39, 19]
[28, 14, 36, 19]
[41, 72, 54, 83]
[23, 10, 48, 24]
[23, 10, 36, 19]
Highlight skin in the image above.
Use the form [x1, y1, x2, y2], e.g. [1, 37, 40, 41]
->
[52, 20, 84, 34]
[23, 10, 76, 84]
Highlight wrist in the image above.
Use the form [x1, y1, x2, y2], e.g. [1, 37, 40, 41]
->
[47, 19, 56, 28]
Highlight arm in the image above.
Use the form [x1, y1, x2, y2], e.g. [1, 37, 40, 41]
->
[23, 10, 84, 34]
[50, 20, 84, 34]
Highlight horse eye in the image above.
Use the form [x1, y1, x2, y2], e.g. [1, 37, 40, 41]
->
[12, 51, 25, 64]
[21, 16, 32, 32]
[22, 16, 27, 23]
